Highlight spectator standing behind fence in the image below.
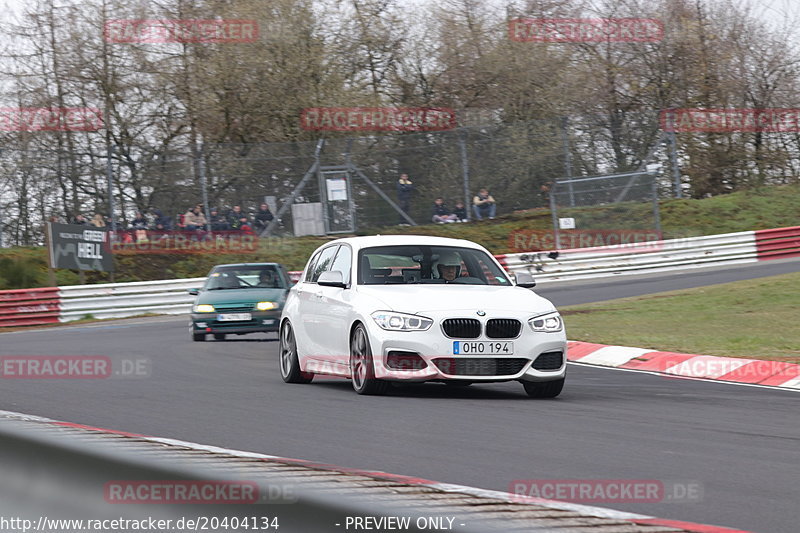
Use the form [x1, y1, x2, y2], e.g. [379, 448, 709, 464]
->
[397, 173, 415, 224]
[453, 201, 468, 222]
[253, 203, 274, 233]
[72, 214, 89, 226]
[472, 188, 496, 220]
[183, 205, 207, 231]
[431, 197, 458, 224]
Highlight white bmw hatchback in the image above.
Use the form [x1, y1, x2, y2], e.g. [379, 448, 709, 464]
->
[279, 235, 567, 397]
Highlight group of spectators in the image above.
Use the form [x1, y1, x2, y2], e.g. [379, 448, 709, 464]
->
[397, 174, 497, 224]
[68, 203, 274, 235]
[431, 189, 496, 223]
[70, 213, 111, 227]
[181, 203, 274, 233]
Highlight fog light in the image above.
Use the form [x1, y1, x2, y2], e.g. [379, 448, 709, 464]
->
[386, 351, 426, 371]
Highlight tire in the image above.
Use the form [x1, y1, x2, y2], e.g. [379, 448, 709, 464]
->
[350, 324, 389, 396]
[213, 333, 226, 341]
[522, 378, 564, 398]
[192, 331, 206, 342]
[279, 321, 313, 384]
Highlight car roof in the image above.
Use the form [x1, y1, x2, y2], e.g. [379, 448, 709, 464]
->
[321, 235, 487, 251]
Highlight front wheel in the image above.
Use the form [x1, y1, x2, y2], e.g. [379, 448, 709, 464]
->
[522, 378, 564, 398]
[279, 322, 313, 384]
[192, 331, 206, 342]
[350, 324, 389, 395]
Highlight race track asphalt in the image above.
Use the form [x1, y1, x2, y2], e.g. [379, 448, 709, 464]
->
[1, 259, 798, 533]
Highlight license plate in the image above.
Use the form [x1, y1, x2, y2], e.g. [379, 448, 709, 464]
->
[453, 341, 514, 355]
[218, 313, 252, 321]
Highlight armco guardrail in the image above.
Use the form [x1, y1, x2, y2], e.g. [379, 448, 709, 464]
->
[57, 277, 205, 322]
[0, 226, 798, 326]
[499, 229, 765, 282]
[0, 287, 61, 327]
[755, 225, 800, 260]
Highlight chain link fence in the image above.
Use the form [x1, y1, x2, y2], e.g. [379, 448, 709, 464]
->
[0, 113, 673, 246]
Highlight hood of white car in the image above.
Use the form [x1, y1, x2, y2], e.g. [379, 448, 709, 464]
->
[355, 285, 555, 315]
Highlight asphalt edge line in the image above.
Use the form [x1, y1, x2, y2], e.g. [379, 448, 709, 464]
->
[0, 408, 751, 533]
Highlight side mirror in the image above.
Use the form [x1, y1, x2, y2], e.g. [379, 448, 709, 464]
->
[318, 270, 347, 288]
[187, 288, 200, 295]
[515, 272, 536, 288]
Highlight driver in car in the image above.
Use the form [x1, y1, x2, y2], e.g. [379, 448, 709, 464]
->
[436, 252, 462, 282]
[256, 269, 276, 287]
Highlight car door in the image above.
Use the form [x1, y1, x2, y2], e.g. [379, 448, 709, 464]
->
[292, 250, 320, 357]
[299, 245, 339, 361]
[314, 244, 353, 373]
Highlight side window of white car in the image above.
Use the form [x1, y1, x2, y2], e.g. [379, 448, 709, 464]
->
[310, 246, 339, 283]
[304, 251, 321, 282]
[328, 245, 352, 285]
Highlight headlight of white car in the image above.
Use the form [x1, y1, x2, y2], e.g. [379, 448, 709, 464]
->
[371, 311, 433, 331]
[528, 311, 563, 332]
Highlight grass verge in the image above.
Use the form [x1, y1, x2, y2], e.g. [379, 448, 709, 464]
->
[561, 272, 800, 363]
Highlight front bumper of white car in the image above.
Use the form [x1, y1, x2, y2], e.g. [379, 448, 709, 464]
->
[362, 311, 567, 383]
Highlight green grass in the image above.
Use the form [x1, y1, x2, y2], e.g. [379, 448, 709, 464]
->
[561, 272, 800, 363]
[2, 183, 800, 289]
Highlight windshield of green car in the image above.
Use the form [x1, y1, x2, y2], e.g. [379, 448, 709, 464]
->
[204, 265, 285, 290]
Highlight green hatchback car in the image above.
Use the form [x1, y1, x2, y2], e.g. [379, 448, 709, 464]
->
[189, 263, 292, 341]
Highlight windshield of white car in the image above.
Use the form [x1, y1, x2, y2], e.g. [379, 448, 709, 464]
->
[357, 246, 511, 286]
[204, 266, 285, 290]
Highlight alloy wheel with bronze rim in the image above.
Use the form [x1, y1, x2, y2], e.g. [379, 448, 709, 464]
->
[279, 321, 313, 383]
[350, 324, 388, 395]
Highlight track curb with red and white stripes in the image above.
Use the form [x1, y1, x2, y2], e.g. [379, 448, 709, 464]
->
[0, 409, 751, 533]
[568, 341, 800, 390]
